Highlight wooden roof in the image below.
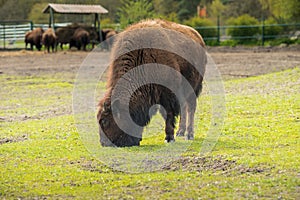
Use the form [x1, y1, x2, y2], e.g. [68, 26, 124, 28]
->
[42, 3, 108, 14]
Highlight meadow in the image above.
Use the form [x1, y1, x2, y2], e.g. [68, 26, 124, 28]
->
[0, 50, 299, 199]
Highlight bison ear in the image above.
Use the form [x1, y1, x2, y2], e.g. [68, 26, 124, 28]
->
[111, 98, 121, 118]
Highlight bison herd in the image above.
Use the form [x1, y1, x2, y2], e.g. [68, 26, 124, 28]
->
[24, 23, 117, 53]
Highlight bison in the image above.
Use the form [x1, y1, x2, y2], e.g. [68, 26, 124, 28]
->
[55, 27, 74, 50]
[69, 28, 90, 51]
[101, 28, 117, 50]
[55, 24, 98, 50]
[42, 28, 57, 53]
[24, 27, 44, 51]
[97, 19, 207, 147]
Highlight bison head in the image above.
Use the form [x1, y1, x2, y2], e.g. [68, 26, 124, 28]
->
[97, 98, 142, 147]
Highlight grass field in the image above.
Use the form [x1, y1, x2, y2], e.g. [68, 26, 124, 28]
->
[0, 64, 299, 199]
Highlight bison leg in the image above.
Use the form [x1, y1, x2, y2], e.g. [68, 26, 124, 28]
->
[165, 112, 175, 143]
[176, 103, 187, 137]
[186, 96, 197, 140]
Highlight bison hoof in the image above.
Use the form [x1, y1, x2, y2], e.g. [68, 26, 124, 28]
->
[165, 139, 175, 143]
[186, 134, 194, 140]
[176, 129, 185, 137]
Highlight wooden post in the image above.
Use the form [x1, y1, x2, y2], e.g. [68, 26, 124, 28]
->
[3, 23, 5, 49]
[261, 15, 265, 46]
[95, 13, 102, 43]
[217, 15, 220, 45]
[49, 7, 55, 29]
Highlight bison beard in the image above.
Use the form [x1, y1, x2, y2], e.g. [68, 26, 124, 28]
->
[97, 19, 206, 147]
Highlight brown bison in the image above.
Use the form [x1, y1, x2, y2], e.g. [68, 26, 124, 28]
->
[42, 28, 57, 53]
[101, 28, 117, 50]
[55, 23, 98, 50]
[55, 27, 74, 50]
[69, 28, 90, 51]
[25, 28, 44, 51]
[97, 19, 207, 147]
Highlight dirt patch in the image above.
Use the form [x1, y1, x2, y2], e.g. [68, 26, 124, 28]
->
[0, 46, 299, 79]
[0, 134, 28, 145]
[162, 155, 271, 175]
[208, 47, 300, 80]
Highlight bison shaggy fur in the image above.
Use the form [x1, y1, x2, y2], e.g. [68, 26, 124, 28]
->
[42, 28, 57, 53]
[97, 19, 207, 147]
[69, 28, 90, 51]
[25, 28, 44, 51]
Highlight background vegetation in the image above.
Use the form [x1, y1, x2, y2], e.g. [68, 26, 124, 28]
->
[1, 0, 299, 46]
[0, 0, 299, 24]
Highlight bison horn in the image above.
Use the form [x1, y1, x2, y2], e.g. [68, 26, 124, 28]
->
[111, 98, 121, 119]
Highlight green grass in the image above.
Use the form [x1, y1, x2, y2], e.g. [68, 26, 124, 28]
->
[0, 67, 299, 199]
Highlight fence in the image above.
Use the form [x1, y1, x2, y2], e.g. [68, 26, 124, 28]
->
[1, 21, 299, 49]
[195, 23, 300, 46]
[0, 21, 72, 49]
[0, 21, 33, 49]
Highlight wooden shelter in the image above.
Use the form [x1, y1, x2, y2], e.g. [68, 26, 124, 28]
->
[42, 3, 108, 41]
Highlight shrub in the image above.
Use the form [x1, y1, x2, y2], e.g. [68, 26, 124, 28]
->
[184, 17, 217, 45]
[263, 18, 284, 40]
[220, 40, 238, 47]
[226, 14, 260, 43]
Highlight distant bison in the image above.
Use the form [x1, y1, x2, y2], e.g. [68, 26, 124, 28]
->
[25, 28, 44, 51]
[69, 28, 90, 51]
[55, 27, 74, 50]
[42, 28, 57, 53]
[101, 28, 117, 50]
[97, 19, 207, 147]
[55, 23, 98, 50]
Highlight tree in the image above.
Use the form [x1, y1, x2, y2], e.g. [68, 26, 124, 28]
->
[0, 0, 35, 21]
[28, 3, 49, 24]
[259, 0, 300, 22]
[153, 0, 179, 16]
[223, 0, 269, 20]
[118, 0, 155, 28]
[209, 0, 227, 17]
[177, 0, 200, 21]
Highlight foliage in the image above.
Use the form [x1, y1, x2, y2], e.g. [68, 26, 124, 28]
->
[220, 39, 238, 47]
[259, 0, 300, 22]
[222, 0, 269, 19]
[226, 14, 260, 43]
[153, 0, 179, 16]
[27, 3, 49, 24]
[263, 18, 284, 40]
[0, 0, 35, 21]
[265, 38, 300, 46]
[209, 0, 227, 17]
[118, 0, 156, 29]
[177, 0, 200, 21]
[157, 12, 180, 23]
[184, 17, 217, 39]
[1, 0, 299, 25]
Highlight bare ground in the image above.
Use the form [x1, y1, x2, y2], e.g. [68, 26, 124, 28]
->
[0, 46, 299, 79]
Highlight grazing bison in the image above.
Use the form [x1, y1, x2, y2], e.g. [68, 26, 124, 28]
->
[56, 23, 98, 50]
[69, 28, 90, 51]
[42, 28, 57, 53]
[97, 19, 207, 147]
[24, 28, 44, 51]
[55, 27, 74, 50]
